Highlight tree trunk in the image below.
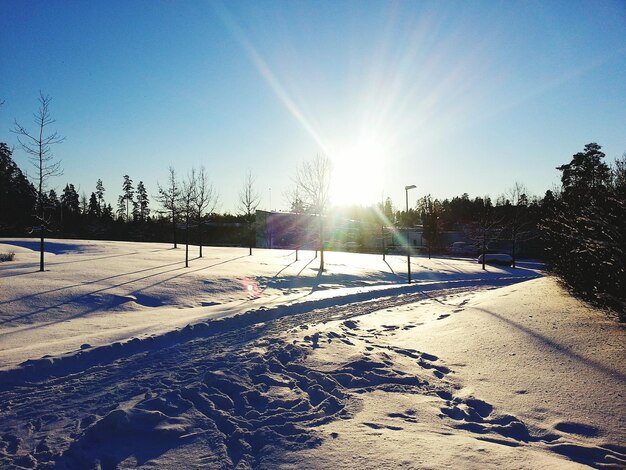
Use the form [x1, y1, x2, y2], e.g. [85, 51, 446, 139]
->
[482, 235, 486, 270]
[319, 217, 324, 271]
[39, 164, 44, 272]
[248, 221, 252, 256]
[382, 225, 386, 261]
[511, 234, 516, 268]
[185, 217, 189, 268]
[172, 211, 177, 249]
[39, 226, 44, 272]
[199, 220, 203, 258]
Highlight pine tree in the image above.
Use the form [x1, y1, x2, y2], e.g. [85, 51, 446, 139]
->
[61, 184, 80, 214]
[0, 143, 36, 234]
[88, 192, 100, 217]
[543, 143, 624, 319]
[80, 192, 88, 215]
[102, 203, 113, 221]
[119, 175, 134, 222]
[135, 181, 150, 222]
[60, 184, 80, 233]
[96, 179, 105, 213]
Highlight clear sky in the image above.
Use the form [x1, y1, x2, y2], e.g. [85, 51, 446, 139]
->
[1, 0, 625, 213]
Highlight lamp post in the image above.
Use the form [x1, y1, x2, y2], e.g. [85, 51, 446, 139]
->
[405, 184, 416, 284]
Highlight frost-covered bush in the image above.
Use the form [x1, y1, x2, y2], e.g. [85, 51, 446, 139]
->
[542, 143, 626, 322]
[0, 252, 15, 262]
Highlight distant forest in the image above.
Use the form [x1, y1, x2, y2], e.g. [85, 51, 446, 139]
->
[1, 135, 624, 320]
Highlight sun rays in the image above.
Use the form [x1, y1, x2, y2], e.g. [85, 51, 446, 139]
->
[210, 1, 563, 207]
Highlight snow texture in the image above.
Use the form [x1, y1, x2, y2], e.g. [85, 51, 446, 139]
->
[0, 239, 624, 469]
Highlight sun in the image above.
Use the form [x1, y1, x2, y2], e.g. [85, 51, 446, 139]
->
[330, 136, 386, 206]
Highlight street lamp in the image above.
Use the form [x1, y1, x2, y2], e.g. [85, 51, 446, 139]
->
[405, 185, 416, 284]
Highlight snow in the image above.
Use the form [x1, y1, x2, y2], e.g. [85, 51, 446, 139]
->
[0, 238, 624, 469]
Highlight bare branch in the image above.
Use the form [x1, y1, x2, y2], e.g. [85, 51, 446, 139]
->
[294, 153, 332, 215]
[238, 170, 261, 218]
[10, 92, 64, 271]
[195, 165, 219, 217]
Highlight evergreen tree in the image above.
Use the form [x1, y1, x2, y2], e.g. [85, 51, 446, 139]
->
[0, 143, 36, 234]
[543, 143, 624, 320]
[60, 184, 80, 233]
[47, 189, 60, 230]
[135, 181, 150, 222]
[61, 184, 80, 214]
[88, 192, 100, 217]
[121, 175, 134, 222]
[418, 195, 443, 259]
[557, 143, 611, 209]
[95, 179, 105, 212]
[102, 203, 113, 221]
[80, 192, 88, 215]
[116, 195, 126, 221]
[48, 189, 59, 207]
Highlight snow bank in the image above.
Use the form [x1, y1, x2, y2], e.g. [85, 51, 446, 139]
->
[0, 238, 538, 370]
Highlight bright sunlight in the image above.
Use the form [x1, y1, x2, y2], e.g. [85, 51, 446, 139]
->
[330, 136, 386, 206]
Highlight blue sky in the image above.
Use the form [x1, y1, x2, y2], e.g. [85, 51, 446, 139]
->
[1, 0, 625, 213]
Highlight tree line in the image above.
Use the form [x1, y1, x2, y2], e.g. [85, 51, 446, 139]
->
[1, 95, 624, 320]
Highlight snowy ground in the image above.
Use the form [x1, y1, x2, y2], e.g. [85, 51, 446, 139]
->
[0, 239, 624, 469]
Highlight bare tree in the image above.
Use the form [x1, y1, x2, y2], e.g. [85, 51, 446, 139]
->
[194, 166, 219, 258]
[467, 196, 503, 270]
[156, 167, 181, 248]
[295, 153, 332, 270]
[238, 171, 260, 256]
[12, 92, 64, 271]
[181, 170, 197, 268]
[505, 182, 534, 268]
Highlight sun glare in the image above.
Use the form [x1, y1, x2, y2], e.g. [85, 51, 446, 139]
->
[330, 136, 386, 206]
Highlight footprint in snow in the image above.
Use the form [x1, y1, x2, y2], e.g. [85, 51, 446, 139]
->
[388, 412, 418, 423]
[554, 421, 600, 437]
[363, 422, 403, 431]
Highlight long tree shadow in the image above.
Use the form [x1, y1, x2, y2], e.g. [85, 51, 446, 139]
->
[383, 259, 396, 275]
[0, 250, 141, 278]
[475, 306, 626, 383]
[46, 250, 140, 266]
[255, 259, 301, 297]
[297, 257, 317, 277]
[0, 259, 185, 307]
[0, 255, 249, 329]
[0, 268, 43, 278]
